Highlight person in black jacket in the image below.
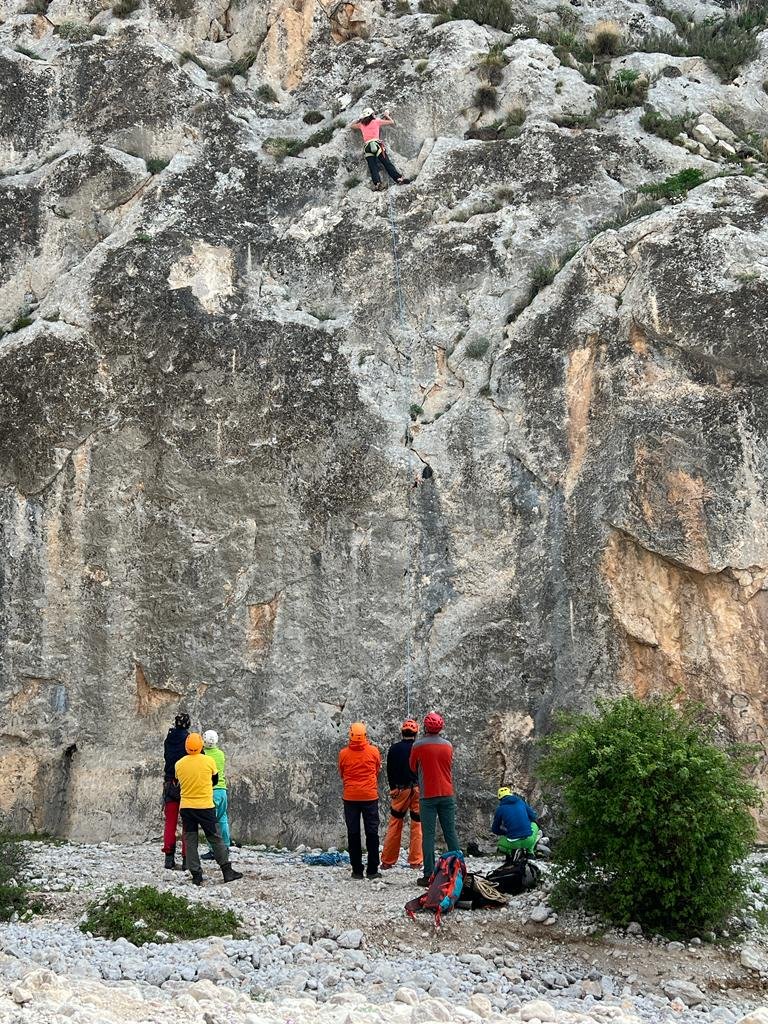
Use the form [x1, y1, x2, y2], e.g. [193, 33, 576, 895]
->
[162, 712, 190, 870]
[380, 719, 423, 870]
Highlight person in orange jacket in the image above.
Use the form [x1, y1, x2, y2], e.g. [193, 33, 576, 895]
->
[338, 722, 382, 879]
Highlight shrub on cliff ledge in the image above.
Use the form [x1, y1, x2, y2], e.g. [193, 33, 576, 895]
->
[539, 696, 761, 936]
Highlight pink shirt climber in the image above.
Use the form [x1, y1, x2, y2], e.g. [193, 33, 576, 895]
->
[353, 117, 392, 143]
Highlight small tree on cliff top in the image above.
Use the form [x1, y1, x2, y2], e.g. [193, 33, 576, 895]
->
[539, 695, 761, 936]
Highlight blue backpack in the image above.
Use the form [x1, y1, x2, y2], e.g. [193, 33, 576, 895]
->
[405, 851, 466, 927]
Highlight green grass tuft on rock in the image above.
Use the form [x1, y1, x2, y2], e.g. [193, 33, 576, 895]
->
[639, 167, 705, 199]
[58, 21, 94, 41]
[640, 109, 690, 142]
[80, 885, 241, 945]
[15, 44, 43, 60]
[473, 84, 498, 110]
[112, 0, 140, 18]
[637, 1, 768, 83]
[146, 157, 170, 174]
[263, 121, 343, 160]
[465, 337, 491, 359]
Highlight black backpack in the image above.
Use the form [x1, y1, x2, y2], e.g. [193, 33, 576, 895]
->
[486, 851, 541, 895]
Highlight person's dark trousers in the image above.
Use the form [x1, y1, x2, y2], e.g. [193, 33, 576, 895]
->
[180, 807, 228, 875]
[365, 153, 402, 185]
[420, 795, 460, 876]
[343, 799, 380, 875]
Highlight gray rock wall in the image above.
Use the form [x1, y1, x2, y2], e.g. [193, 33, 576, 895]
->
[2, 0, 768, 842]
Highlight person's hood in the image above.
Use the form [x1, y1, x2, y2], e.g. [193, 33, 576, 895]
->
[166, 726, 188, 739]
[348, 723, 368, 750]
[500, 794, 522, 805]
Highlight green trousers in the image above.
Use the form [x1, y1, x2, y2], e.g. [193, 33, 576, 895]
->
[420, 795, 461, 874]
[497, 821, 540, 855]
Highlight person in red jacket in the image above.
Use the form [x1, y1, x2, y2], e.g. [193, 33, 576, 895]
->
[409, 711, 461, 885]
[338, 722, 382, 880]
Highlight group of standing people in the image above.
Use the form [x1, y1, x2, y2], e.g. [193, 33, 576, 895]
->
[162, 710, 539, 887]
[162, 713, 241, 886]
[339, 711, 539, 885]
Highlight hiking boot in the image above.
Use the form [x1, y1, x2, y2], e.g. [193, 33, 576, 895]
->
[367, 871, 383, 880]
[397, 177, 411, 185]
[164, 854, 176, 870]
[416, 875, 430, 887]
[351, 870, 365, 880]
[221, 862, 243, 883]
[373, 183, 384, 192]
[380, 863, 394, 871]
[200, 851, 216, 861]
[191, 871, 204, 886]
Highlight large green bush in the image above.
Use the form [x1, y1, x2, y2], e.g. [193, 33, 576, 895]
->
[539, 696, 761, 936]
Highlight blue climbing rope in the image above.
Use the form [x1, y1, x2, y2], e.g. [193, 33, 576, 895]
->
[387, 186, 415, 716]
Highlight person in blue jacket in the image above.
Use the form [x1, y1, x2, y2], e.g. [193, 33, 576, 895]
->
[491, 786, 540, 856]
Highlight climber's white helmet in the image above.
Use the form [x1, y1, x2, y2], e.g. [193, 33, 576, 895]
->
[203, 729, 219, 748]
[361, 107, 374, 118]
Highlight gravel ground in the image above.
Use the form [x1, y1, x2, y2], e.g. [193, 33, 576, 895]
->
[0, 841, 766, 1024]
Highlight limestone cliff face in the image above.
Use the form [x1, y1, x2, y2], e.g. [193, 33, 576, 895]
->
[1, 0, 768, 842]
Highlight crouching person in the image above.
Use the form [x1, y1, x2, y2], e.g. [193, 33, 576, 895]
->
[175, 733, 243, 886]
[492, 786, 540, 858]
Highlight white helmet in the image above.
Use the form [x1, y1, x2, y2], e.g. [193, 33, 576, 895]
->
[203, 729, 219, 748]
[361, 107, 374, 118]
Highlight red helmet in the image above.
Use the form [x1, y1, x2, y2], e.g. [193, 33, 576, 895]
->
[424, 711, 444, 734]
[401, 718, 419, 735]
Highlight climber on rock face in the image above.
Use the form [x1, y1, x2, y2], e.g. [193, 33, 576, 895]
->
[350, 107, 410, 192]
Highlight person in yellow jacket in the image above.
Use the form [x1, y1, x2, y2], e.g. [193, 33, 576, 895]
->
[175, 732, 243, 886]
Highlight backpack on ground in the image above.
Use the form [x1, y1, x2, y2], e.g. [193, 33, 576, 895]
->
[486, 850, 541, 895]
[458, 873, 509, 910]
[405, 851, 466, 927]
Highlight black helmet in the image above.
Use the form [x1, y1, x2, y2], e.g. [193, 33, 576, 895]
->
[175, 712, 191, 730]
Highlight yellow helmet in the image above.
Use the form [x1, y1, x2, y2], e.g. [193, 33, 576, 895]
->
[497, 786, 512, 799]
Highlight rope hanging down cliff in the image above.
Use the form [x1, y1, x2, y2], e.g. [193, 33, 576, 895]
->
[387, 186, 417, 719]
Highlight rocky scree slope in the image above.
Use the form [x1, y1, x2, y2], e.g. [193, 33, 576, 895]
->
[0, 840, 767, 1024]
[1, 0, 768, 843]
